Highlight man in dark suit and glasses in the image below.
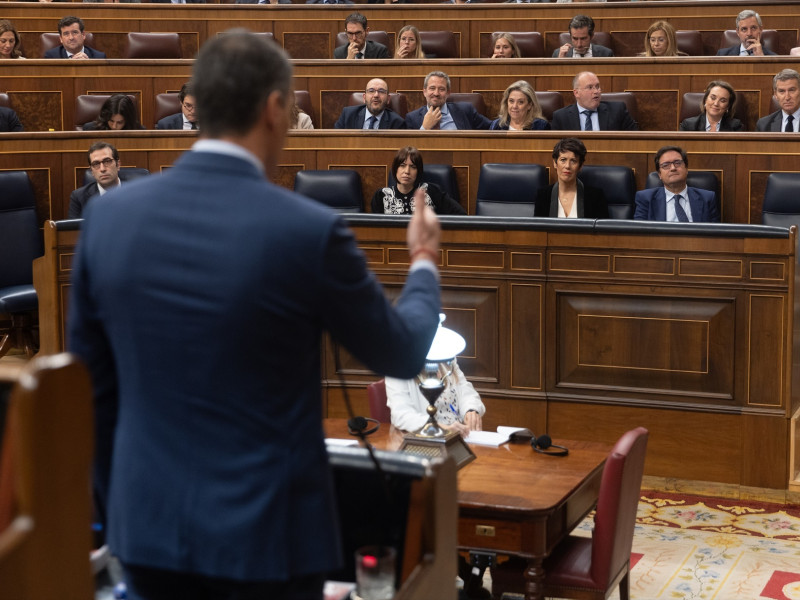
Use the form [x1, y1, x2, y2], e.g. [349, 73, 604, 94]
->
[551, 71, 638, 131]
[69, 29, 442, 600]
[335, 78, 406, 129]
[156, 82, 199, 130]
[756, 69, 800, 132]
[333, 12, 388, 59]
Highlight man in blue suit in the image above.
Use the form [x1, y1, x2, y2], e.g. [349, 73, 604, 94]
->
[405, 71, 491, 130]
[44, 16, 106, 59]
[551, 72, 638, 131]
[156, 82, 199, 130]
[716, 10, 776, 56]
[68, 30, 442, 600]
[634, 146, 720, 223]
[335, 78, 406, 129]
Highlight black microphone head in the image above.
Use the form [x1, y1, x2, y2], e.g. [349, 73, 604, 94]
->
[348, 416, 368, 432]
[531, 434, 552, 450]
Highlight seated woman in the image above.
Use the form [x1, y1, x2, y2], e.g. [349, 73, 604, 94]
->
[372, 146, 465, 215]
[490, 32, 520, 58]
[291, 101, 313, 130]
[386, 359, 485, 436]
[0, 20, 25, 59]
[490, 80, 550, 131]
[679, 80, 743, 132]
[534, 137, 608, 218]
[395, 25, 426, 59]
[641, 21, 685, 57]
[83, 94, 145, 131]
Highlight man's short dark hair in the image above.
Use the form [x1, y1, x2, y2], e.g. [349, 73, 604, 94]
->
[654, 146, 688, 170]
[179, 82, 194, 103]
[569, 15, 595, 37]
[191, 29, 292, 138]
[552, 137, 587, 167]
[87, 141, 119, 164]
[344, 12, 368, 30]
[58, 16, 84, 34]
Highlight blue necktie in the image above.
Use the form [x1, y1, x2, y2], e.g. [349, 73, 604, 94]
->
[366, 115, 377, 130]
[673, 195, 690, 223]
[582, 110, 594, 131]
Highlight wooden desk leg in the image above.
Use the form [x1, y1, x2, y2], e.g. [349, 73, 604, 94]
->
[524, 558, 545, 600]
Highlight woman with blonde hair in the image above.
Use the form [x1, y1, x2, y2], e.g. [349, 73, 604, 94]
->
[642, 21, 684, 57]
[490, 80, 550, 131]
[395, 25, 425, 59]
[0, 20, 24, 59]
[490, 32, 520, 58]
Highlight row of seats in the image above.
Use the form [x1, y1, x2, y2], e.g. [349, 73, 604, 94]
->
[36, 31, 183, 59]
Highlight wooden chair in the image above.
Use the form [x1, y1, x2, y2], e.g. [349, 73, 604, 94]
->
[0, 354, 95, 599]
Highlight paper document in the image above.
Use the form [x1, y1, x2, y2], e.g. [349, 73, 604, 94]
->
[324, 438, 359, 447]
[464, 426, 529, 447]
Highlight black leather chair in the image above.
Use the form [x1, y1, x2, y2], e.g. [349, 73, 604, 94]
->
[762, 172, 800, 228]
[294, 170, 363, 213]
[0, 171, 42, 358]
[124, 32, 182, 59]
[577, 165, 635, 219]
[646, 170, 720, 214]
[419, 31, 459, 58]
[388, 164, 459, 205]
[475, 163, 547, 217]
[83, 167, 151, 187]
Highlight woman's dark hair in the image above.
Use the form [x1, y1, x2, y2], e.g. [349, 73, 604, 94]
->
[552, 137, 587, 167]
[93, 94, 143, 130]
[700, 80, 736, 117]
[391, 146, 424, 184]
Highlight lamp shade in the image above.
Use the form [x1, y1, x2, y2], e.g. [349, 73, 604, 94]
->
[425, 314, 465, 362]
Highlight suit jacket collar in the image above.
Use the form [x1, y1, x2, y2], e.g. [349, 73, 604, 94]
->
[655, 186, 703, 221]
[192, 139, 265, 175]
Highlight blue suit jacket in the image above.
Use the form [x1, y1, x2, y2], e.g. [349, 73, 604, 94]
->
[404, 102, 491, 130]
[44, 45, 106, 59]
[634, 186, 720, 223]
[334, 105, 407, 129]
[156, 112, 190, 130]
[68, 150, 440, 581]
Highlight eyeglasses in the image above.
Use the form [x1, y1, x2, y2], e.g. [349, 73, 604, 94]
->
[658, 159, 685, 170]
[182, 101, 196, 111]
[345, 30, 366, 38]
[580, 84, 602, 91]
[365, 88, 388, 95]
[90, 157, 116, 170]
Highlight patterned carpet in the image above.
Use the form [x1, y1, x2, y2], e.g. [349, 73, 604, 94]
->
[570, 490, 800, 600]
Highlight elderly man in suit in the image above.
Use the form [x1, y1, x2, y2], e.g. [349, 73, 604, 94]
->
[333, 13, 388, 59]
[68, 29, 441, 600]
[756, 69, 800, 132]
[551, 71, 638, 131]
[717, 10, 776, 56]
[156, 82, 198, 130]
[634, 146, 720, 223]
[335, 78, 406, 129]
[553, 15, 614, 58]
[44, 16, 106, 59]
[405, 71, 491, 130]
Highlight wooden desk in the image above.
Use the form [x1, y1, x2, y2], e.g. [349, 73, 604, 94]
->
[324, 418, 610, 600]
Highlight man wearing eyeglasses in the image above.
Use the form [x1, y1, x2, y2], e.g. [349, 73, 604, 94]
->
[156, 82, 199, 130]
[335, 78, 406, 129]
[69, 142, 140, 218]
[634, 146, 720, 223]
[551, 71, 638, 131]
[333, 13, 389, 59]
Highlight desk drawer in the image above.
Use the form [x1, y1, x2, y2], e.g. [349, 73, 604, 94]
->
[459, 517, 524, 553]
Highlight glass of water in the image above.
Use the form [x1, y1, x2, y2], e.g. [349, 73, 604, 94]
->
[355, 545, 396, 600]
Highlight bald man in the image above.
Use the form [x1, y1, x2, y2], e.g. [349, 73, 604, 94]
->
[334, 78, 407, 129]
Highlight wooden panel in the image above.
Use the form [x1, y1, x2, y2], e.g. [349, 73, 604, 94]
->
[510, 284, 543, 391]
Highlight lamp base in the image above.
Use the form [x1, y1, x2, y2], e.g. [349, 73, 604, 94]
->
[399, 430, 476, 469]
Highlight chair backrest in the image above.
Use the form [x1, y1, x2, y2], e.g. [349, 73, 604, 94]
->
[294, 170, 363, 213]
[155, 92, 181, 124]
[0, 354, 95, 600]
[335, 30, 391, 52]
[419, 30, 459, 58]
[680, 91, 748, 126]
[40, 32, 96, 57]
[577, 165, 635, 219]
[762, 172, 800, 227]
[600, 92, 638, 124]
[348, 92, 409, 118]
[645, 170, 720, 209]
[388, 164, 459, 205]
[125, 32, 181, 59]
[721, 29, 779, 53]
[449, 92, 487, 117]
[74, 94, 138, 130]
[676, 30, 703, 56]
[534, 91, 564, 122]
[476, 163, 547, 217]
[0, 171, 42, 288]
[590, 427, 648, 588]
[293, 90, 315, 128]
[83, 167, 151, 187]
[502, 31, 544, 58]
[559, 31, 612, 52]
[366, 379, 391, 423]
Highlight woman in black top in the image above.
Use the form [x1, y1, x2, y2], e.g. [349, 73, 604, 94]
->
[83, 94, 145, 131]
[679, 81, 743, 132]
[371, 146, 465, 215]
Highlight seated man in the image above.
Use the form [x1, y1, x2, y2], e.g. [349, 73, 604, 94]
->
[405, 71, 491, 130]
[335, 78, 406, 129]
[634, 146, 720, 223]
[552, 15, 614, 58]
[0, 105, 23, 132]
[756, 69, 800, 132]
[717, 10, 776, 56]
[334, 13, 388, 59]
[156, 83, 198, 130]
[44, 16, 106, 59]
[69, 142, 122, 218]
[551, 72, 638, 131]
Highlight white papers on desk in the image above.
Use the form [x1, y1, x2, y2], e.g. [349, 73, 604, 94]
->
[464, 426, 528, 447]
[325, 438, 359, 447]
